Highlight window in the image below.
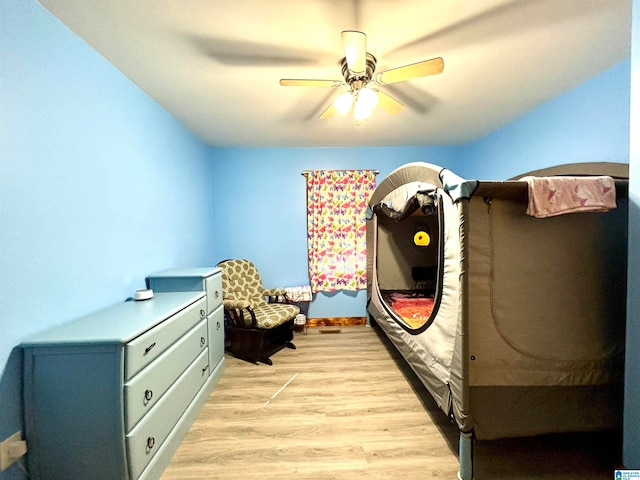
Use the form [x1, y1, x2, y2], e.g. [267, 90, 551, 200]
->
[305, 170, 376, 292]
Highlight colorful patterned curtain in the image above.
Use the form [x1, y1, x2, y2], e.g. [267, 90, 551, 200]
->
[306, 170, 377, 293]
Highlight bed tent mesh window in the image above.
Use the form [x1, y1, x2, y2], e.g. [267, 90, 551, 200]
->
[374, 193, 444, 333]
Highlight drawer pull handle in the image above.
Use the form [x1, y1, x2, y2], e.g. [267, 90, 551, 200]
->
[144, 342, 156, 355]
[200, 309, 206, 319]
[146, 436, 155, 451]
[144, 389, 153, 402]
[215, 291, 219, 299]
[202, 364, 209, 375]
[216, 321, 221, 330]
[200, 336, 206, 347]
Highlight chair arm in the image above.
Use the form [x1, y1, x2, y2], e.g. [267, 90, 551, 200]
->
[223, 300, 258, 329]
[224, 299, 251, 309]
[264, 288, 291, 305]
[263, 288, 286, 296]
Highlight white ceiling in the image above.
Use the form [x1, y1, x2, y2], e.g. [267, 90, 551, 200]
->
[39, 0, 631, 147]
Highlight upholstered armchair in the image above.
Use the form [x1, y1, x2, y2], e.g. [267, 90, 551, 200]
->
[216, 259, 299, 365]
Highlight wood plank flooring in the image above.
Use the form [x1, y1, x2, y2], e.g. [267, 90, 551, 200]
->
[161, 326, 621, 480]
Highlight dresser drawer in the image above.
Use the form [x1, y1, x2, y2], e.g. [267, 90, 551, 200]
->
[124, 319, 208, 431]
[126, 348, 210, 479]
[208, 305, 224, 369]
[205, 272, 222, 313]
[125, 297, 206, 380]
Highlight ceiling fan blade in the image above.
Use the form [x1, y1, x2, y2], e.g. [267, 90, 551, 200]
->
[341, 30, 366, 74]
[279, 79, 343, 87]
[375, 90, 404, 114]
[319, 103, 338, 119]
[375, 57, 444, 85]
[193, 36, 322, 66]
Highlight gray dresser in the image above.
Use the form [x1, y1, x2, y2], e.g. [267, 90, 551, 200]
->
[22, 267, 224, 480]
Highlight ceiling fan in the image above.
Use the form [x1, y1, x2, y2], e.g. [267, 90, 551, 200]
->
[279, 31, 444, 124]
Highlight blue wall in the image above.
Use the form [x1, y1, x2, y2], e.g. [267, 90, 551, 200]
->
[0, 2, 214, 478]
[460, 59, 631, 180]
[0, 0, 635, 478]
[624, 0, 640, 468]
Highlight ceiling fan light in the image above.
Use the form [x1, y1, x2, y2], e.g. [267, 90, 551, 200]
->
[333, 91, 353, 115]
[354, 104, 372, 123]
[358, 88, 378, 109]
[354, 88, 378, 121]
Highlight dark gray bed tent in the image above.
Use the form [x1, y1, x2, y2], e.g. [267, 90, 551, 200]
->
[366, 162, 628, 479]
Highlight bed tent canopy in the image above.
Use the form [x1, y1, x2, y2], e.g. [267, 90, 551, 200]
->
[366, 162, 628, 479]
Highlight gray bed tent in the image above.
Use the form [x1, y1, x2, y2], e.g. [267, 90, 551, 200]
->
[366, 162, 628, 479]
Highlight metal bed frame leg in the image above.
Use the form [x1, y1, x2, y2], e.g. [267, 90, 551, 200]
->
[458, 431, 474, 480]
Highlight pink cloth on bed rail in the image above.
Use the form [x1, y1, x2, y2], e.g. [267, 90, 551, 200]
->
[521, 175, 616, 218]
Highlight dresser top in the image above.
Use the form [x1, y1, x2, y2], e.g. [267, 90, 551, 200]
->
[21, 291, 204, 347]
[146, 267, 221, 279]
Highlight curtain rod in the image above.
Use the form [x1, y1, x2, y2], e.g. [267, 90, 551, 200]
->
[301, 169, 379, 176]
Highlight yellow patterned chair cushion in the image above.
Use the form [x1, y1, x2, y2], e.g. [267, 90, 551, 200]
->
[217, 259, 300, 329]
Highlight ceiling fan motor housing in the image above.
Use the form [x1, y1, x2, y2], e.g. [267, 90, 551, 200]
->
[341, 53, 377, 86]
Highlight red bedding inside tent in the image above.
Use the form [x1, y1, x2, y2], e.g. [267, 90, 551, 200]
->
[384, 291, 435, 329]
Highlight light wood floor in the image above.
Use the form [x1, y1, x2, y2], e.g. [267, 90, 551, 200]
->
[161, 326, 621, 480]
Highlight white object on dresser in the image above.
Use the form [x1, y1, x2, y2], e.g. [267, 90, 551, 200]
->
[22, 276, 224, 480]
